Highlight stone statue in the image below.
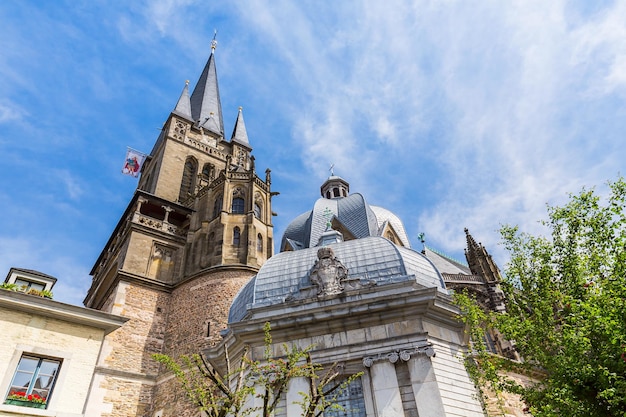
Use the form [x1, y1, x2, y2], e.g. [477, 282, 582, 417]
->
[310, 247, 347, 296]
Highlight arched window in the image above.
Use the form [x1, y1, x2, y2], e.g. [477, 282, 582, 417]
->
[233, 227, 241, 246]
[254, 203, 262, 219]
[232, 197, 245, 214]
[213, 195, 223, 219]
[326, 191, 331, 199]
[257, 234, 263, 252]
[178, 157, 197, 201]
[333, 188, 340, 197]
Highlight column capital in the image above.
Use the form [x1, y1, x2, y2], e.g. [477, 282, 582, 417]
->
[362, 342, 435, 368]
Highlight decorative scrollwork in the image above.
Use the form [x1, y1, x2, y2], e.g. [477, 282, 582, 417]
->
[362, 343, 436, 367]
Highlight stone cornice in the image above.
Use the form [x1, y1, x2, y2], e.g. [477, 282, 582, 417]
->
[0, 289, 128, 334]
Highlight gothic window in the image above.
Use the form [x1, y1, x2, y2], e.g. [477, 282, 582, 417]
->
[213, 195, 223, 219]
[257, 234, 263, 252]
[324, 377, 366, 417]
[232, 197, 245, 214]
[178, 157, 198, 201]
[233, 227, 241, 246]
[254, 203, 262, 219]
[6, 355, 61, 409]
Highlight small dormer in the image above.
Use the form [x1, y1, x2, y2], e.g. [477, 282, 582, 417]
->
[4, 268, 57, 293]
[321, 176, 350, 199]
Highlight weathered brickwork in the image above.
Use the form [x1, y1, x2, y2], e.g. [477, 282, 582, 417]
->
[151, 269, 254, 416]
[91, 282, 170, 416]
[102, 282, 170, 375]
[164, 270, 253, 356]
[99, 375, 154, 417]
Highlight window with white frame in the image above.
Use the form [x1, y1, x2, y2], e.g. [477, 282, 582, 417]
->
[13, 279, 46, 292]
[5, 355, 61, 408]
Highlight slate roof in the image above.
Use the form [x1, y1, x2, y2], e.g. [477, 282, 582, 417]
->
[173, 81, 192, 121]
[370, 205, 411, 247]
[280, 193, 410, 250]
[230, 107, 250, 148]
[423, 246, 471, 275]
[229, 236, 446, 323]
[190, 51, 224, 135]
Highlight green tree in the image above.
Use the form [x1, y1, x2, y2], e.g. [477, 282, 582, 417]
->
[456, 177, 626, 417]
[154, 322, 361, 417]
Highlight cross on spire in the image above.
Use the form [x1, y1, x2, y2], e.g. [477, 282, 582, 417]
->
[211, 30, 218, 52]
[329, 163, 335, 176]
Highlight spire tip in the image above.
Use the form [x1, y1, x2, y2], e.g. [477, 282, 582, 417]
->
[211, 30, 218, 52]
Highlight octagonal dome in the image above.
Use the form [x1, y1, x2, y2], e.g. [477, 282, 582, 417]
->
[281, 193, 411, 251]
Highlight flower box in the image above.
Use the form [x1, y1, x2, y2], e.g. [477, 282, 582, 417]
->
[5, 398, 46, 408]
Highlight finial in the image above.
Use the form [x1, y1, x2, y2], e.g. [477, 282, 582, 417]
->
[329, 163, 335, 176]
[417, 232, 426, 254]
[211, 30, 218, 52]
[238, 106, 243, 112]
[185, 80, 189, 86]
[322, 207, 333, 231]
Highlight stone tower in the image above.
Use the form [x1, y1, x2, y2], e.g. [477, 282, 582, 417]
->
[83, 44, 275, 417]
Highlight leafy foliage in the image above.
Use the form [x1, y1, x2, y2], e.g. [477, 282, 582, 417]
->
[154, 322, 361, 417]
[456, 177, 626, 417]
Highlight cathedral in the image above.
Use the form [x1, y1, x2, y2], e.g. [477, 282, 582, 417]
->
[0, 43, 525, 417]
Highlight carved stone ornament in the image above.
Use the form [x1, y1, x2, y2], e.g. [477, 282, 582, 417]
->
[310, 247, 348, 296]
[362, 343, 436, 368]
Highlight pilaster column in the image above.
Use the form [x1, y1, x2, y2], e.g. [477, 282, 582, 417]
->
[406, 348, 446, 417]
[286, 376, 309, 417]
[363, 353, 404, 417]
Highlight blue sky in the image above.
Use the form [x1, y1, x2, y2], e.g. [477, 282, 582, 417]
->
[1, 1, 625, 305]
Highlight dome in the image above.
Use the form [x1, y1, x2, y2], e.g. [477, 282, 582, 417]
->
[229, 237, 446, 323]
[281, 193, 411, 250]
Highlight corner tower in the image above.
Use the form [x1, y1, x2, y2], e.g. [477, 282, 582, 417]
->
[83, 43, 275, 417]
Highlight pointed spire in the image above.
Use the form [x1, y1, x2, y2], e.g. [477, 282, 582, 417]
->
[464, 228, 502, 283]
[190, 43, 224, 136]
[230, 107, 250, 147]
[173, 80, 192, 120]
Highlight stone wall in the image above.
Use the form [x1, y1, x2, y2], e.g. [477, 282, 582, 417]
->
[151, 268, 254, 417]
[87, 282, 170, 417]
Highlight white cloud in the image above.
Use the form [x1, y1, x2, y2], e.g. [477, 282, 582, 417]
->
[233, 0, 626, 267]
[0, 101, 26, 124]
